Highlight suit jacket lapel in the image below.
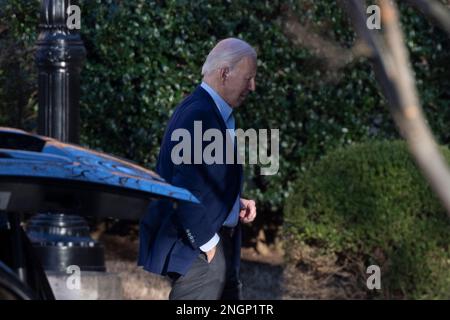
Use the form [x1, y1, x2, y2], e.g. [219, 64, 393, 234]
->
[195, 85, 243, 193]
[194, 86, 227, 133]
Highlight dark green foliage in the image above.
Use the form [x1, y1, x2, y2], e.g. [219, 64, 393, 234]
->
[0, 0, 449, 223]
[0, 0, 38, 129]
[284, 141, 450, 298]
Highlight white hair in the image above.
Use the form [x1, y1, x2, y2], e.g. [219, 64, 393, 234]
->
[201, 38, 257, 76]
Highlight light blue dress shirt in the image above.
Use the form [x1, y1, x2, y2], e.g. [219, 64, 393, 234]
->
[199, 82, 241, 252]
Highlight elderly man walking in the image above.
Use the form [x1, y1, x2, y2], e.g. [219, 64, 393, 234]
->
[138, 38, 257, 300]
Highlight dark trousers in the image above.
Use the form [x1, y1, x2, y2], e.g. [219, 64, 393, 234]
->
[168, 227, 242, 300]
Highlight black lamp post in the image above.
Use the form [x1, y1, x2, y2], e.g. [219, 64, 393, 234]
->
[31, 0, 105, 273]
[35, 0, 86, 143]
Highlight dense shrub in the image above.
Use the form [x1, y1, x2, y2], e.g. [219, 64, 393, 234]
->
[284, 141, 450, 299]
[0, 1, 449, 227]
[0, 0, 38, 129]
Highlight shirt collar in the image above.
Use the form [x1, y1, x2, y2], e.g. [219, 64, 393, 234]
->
[200, 82, 233, 124]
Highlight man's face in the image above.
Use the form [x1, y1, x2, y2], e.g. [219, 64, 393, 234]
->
[222, 56, 257, 108]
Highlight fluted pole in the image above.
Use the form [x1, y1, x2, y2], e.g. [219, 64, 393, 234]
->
[35, 0, 86, 143]
[31, 2, 99, 279]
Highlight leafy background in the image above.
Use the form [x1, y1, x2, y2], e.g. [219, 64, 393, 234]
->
[1, 0, 448, 230]
[0, 2, 449, 296]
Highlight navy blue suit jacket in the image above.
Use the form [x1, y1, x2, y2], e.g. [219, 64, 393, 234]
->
[138, 86, 243, 276]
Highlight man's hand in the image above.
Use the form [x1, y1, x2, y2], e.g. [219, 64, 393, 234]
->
[205, 246, 217, 263]
[239, 198, 257, 224]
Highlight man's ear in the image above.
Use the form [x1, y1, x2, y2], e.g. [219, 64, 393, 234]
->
[219, 67, 229, 84]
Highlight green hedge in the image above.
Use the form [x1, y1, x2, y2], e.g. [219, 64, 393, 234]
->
[284, 141, 450, 299]
[1, 0, 449, 223]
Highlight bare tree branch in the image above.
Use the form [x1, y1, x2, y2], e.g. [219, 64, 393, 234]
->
[344, 0, 450, 218]
[405, 0, 450, 35]
[282, 7, 365, 70]
[340, 0, 400, 109]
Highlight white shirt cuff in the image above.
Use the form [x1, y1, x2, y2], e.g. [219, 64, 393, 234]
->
[199, 233, 220, 252]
